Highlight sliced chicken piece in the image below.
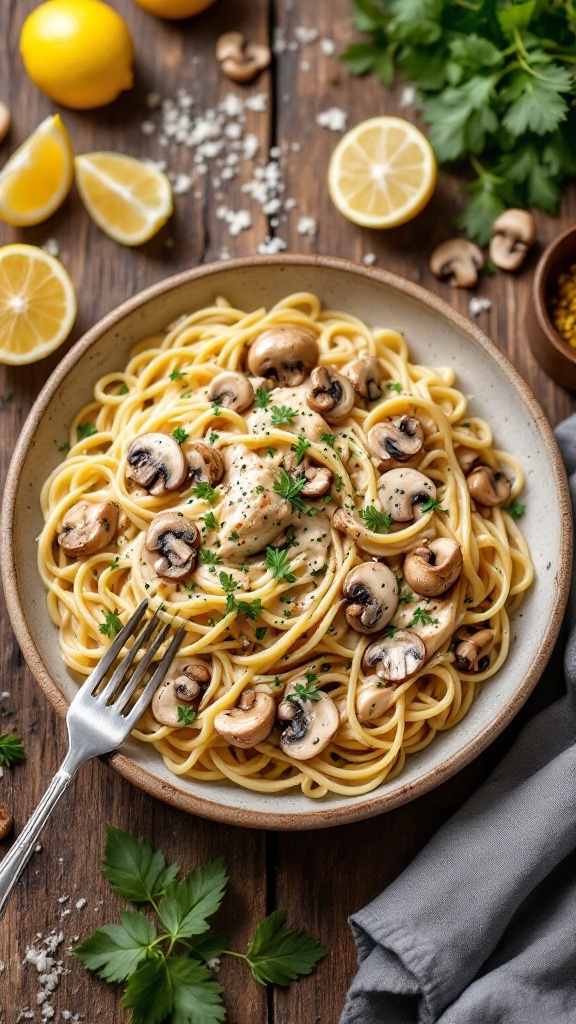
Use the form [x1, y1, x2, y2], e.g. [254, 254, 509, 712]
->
[245, 384, 330, 442]
[391, 585, 463, 660]
[219, 444, 293, 560]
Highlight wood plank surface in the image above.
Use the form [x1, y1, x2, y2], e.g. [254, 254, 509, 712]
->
[0, 0, 574, 1021]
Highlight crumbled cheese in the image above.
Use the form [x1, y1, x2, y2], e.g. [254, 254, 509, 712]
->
[75, 898, 87, 910]
[316, 107, 348, 132]
[320, 38, 336, 56]
[362, 252, 378, 265]
[469, 297, 492, 317]
[399, 85, 416, 109]
[41, 239, 60, 258]
[297, 216, 317, 237]
[23, 932, 66, 1022]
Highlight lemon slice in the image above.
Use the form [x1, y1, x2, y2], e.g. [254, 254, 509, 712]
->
[75, 153, 173, 246]
[0, 115, 73, 227]
[328, 116, 437, 229]
[0, 244, 77, 365]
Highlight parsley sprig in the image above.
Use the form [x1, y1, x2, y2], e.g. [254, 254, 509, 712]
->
[270, 405, 299, 427]
[287, 682, 322, 704]
[100, 608, 123, 639]
[419, 497, 447, 514]
[265, 546, 297, 584]
[359, 505, 394, 533]
[172, 427, 189, 446]
[74, 826, 325, 1023]
[408, 607, 440, 628]
[0, 732, 26, 767]
[273, 470, 307, 512]
[504, 499, 526, 518]
[254, 386, 271, 408]
[290, 435, 311, 465]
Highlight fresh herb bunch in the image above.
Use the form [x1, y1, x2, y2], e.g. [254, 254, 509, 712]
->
[342, 0, 576, 243]
[0, 732, 26, 767]
[74, 827, 325, 1024]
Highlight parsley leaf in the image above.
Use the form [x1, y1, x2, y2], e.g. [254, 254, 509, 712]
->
[203, 512, 219, 531]
[255, 627, 268, 640]
[236, 599, 264, 621]
[157, 859, 227, 942]
[169, 370, 187, 381]
[266, 546, 297, 583]
[270, 405, 299, 427]
[74, 912, 157, 983]
[101, 825, 180, 904]
[359, 505, 394, 533]
[287, 682, 321, 704]
[166, 957, 225, 1024]
[320, 432, 336, 447]
[0, 732, 26, 767]
[387, 382, 402, 394]
[119, 384, 129, 395]
[290, 436, 311, 465]
[199, 549, 223, 566]
[177, 706, 197, 726]
[193, 483, 217, 504]
[254, 386, 271, 408]
[504, 499, 526, 518]
[219, 571, 237, 594]
[77, 422, 97, 441]
[408, 607, 440, 628]
[419, 497, 447, 514]
[121, 956, 173, 1024]
[245, 909, 326, 986]
[273, 470, 307, 512]
[99, 608, 122, 638]
[172, 427, 189, 445]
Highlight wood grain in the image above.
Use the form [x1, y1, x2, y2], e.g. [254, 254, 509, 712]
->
[0, 0, 574, 1021]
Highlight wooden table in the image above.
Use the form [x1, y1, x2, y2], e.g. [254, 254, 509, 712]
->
[1, 1, 574, 1021]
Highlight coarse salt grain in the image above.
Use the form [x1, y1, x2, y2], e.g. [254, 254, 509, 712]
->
[300, 60, 311, 71]
[140, 121, 156, 136]
[321, 38, 336, 56]
[256, 236, 287, 254]
[244, 93, 267, 112]
[469, 297, 492, 317]
[75, 898, 87, 910]
[297, 216, 317, 237]
[42, 239, 60, 258]
[362, 252, 377, 265]
[316, 107, 348, 132]
[216, 206, 252, 237]
[399, 85, 416, 109]
[294, 26, 319, 44]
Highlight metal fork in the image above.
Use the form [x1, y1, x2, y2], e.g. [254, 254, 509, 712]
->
[0, 599, 185, 922]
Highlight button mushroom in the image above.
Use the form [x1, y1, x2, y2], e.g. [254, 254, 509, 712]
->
[362, 630, 426, 684]
[214, 689, 276, 748]
[429, 239, 485, 288]
[208, 371, 254, 413]
[455, 445, 480, 476]
[58, 500, 118, 557]
[145, 512, 200, 580]
[152, 659, 211, 727]
[489, 209, 536, 272]
[378, 467, 436, 522]
[341, 356, 383, 400]
[184, 441, 224, 485]
[343, 561, 398, 633]
[247, 326, 319, 386]
[126, 433, 187, 496]
[216, 31, 271, 84]
[453, 627, 495, 673]
[368, 416, 424, 466]
[277, 681, 339, 761]
[307, 365, 355, 422]
[467, 465, 511, 507]
[403, 538, 463, 597]
[284, 451, 332, 499]
[356, 677, 396, 722]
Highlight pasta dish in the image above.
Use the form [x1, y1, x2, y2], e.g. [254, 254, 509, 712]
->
[38, 291, 533, 798]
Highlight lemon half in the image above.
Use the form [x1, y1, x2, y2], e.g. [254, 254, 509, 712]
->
[0, 244, 77, 365]
[0, 115, 73, 227]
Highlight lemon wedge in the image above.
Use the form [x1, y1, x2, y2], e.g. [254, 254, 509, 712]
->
[0, 115, 73, 227]
[328, 116, 437, 229]
[75, 153, 173, 246]
[0, 245, 77, 365]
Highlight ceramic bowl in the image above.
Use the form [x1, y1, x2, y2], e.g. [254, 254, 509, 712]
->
[526, 223, 576, 390]
[2, 256, 572, 829]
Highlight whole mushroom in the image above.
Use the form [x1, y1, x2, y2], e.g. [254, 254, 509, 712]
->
[216, 31, 271, 83]
[126, 433, 187, 496]
[277, 681, 339, 760]
[214, 689, 276, 748]
[341, 356, 383, 400]
[58, 500, 118, 557]
[429, 239, 485, 288]
[208, 371, 254, 413]
[377, 467, 436, 522]
[152, 659, 211, 727]
[247, 326, 319, 386]
[184, 441, 224, 485]
[300, 460, 332, 498]
[368, 416, 424, 465]
[343, 561, 398, 633]
[403, 538, 463, 597]
[306, 365, 356, 422]
[467, 465, 511, 507]
[362, 630, 426, 684]
[489, 210, 536, 272]
[453, 627, 495, 673]
[145, 512, 200, 580]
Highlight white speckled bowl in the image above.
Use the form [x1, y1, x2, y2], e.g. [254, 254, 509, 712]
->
[2, 256, 571, 829]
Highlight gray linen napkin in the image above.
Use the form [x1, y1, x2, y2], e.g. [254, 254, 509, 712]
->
[340, 414, 576, 1024]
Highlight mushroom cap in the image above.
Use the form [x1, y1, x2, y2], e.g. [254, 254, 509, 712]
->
[429, 239, 484, 288]
[467, 465, 511, 507]
[300, 461, 332, 498]
[306, 365, 356, 422]
[489, 209, 536, 272]
[332, 507, 393, 558]
[216, 31, 245, 61]
[277, 681, 339, 761]
[208, 371, 254, 413]
[341, 356, 383, 401]
[58, 500, 118, 558]
[343, 561, 398, 633]
[455, 445, 480, 476]
[247, 326, 319, 386]
[368, 416, 424, 465]
[126, 432, 187, 496]
[402, 538, 463, 597]
[152, 661, 209, 728]
[356, 676, 396, 722]
[377, 467, 436, 522]
[454, 627, 495, 673]
[362, 629, 426, 683]
[214, 689, 276, 748]
[184, 441, 224, 485]
[145, 512, 200, 580]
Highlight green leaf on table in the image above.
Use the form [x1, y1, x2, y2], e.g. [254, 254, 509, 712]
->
[102, 825, 180, 904]
[73, 912, 157, 983]
[121, 956, 172, 1024]
[245, 909, 326, 986]
[0, 732, 26, 767]
[157, 857, 227, 941]
[167, 957, 225, 1024]
[455, 188, 507, 246]
[186, 933, 228, 963]
[501, 65, 572, 137]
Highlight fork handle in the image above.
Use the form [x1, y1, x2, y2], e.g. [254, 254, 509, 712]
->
[0, 750, 82, 922]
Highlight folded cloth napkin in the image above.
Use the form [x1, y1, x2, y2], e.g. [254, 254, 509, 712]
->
[340, 414, 576, 1024]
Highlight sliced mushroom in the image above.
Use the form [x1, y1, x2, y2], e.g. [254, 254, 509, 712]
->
[145, 512, 200, 580]
[403, 539, 463, 597]
[429, 239, 485, 288]
[208, 371, 254, 413]
[362, 630, 426, 684]
[307, 365, 355, 422]
[247, 326, 319, 386]
[343, 561, 398, 634]
[277, 681, 339, 760]
[58, 500, 119, 557]
[455, 445, 480, 476]
[216, 31, 271, 83]
[214, 689, 276, 748]
[467, 465, 511, 507]
[356, 676, 396, 722]
[341, 356, 383, 400]
[301, 462, 332, 498]
[126, 433, 187, 496]
[368, 416, 424, 465]
[377, 467, 436, 522]
[184, 441, 224, 485]
[152, 660, 211, 727]
[489, 210, 536, 272]
[453, 627, 495, 672]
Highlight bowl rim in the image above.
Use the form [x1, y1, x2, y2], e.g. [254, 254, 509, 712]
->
[533, 222, 576, 365]
[2, 253, 572, 830]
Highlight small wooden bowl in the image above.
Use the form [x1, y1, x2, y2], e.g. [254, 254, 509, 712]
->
[526, 223, 576, 389]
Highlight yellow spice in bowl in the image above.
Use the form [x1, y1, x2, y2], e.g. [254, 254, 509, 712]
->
[550, 263, 576, 348]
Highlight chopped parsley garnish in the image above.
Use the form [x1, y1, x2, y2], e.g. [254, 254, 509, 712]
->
[236, 599, 264, 621]
[193, 482, 218, 503]
[172, 427, 189, 445]
[77, 422, 97, 441]
[387, 382, 402, 394]
[310, 563, 327, 576]
[408, 607, 440, 628]
[99, 608, 122, 639]
[270, 405, 299, 427]
[419, 497, 447, 514]
[255, 627, 268, 640]
[287, 682, 321, 704]
[169, 369, 186, 381]
[212, 401, 222, 415]
[267, 447, 276, 458]
[266, 546, 297, 583]
[254, 386, 271, 408]
[504, 500, 526, 518]
[320, 433, 336, 448]
[199, 549, 223, 565]
[209, 431, 219, 445]
[398, 592, 413, 604]
[0, 732, 26, 767]
[110, 556, 121, 570]
[177, 705, 196, 726]
[203, 512, 219, 531]
[273, 470, 307, 512]
[219, 572, 238, 594]
[304, 672, 318, 685]
[118, 384, 129, 395]
[291, 436, 311, 465]
[384, 625, 400, 638]
[229, 530, 240, 541]
[58, 440, 70, 453]
[359, 505, 394, 533]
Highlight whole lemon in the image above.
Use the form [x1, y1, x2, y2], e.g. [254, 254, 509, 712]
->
[132, 0, 216, 19]
[20, 0, 135, 110]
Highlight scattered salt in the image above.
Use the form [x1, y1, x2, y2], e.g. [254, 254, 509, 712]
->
[469, 297, 492, 317]
[256, 236, 287, 254]
[316, 107, 348, 132]
[399, 85, 416, 109]
[297, 216, 317, 237]
[321, 38, 336, 56]
[75, 898, 87, 910]
[171, 173, 193, 195]
[140, 120, 156, 136]
[244, 93, 267, 112]
[362, 252, 378, 266]
[300, 60, 311, 72]
[216, 206, 252, 237]
[294, 26, 319, 44]
[42, 239, 60, 258]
